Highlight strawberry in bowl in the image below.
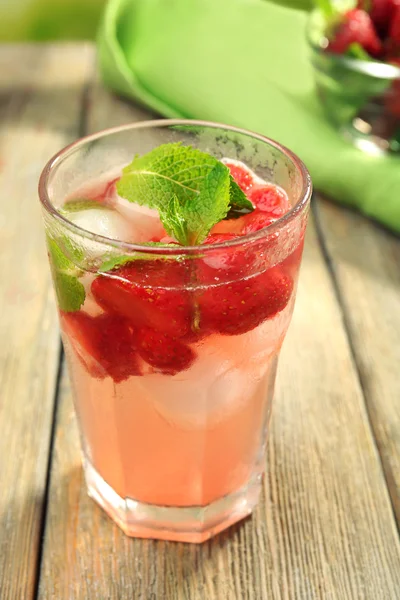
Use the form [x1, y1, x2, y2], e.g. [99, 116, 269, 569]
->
[308, 0, 400, 153]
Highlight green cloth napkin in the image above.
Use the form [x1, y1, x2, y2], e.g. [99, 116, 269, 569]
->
[98, 0, 400, 233]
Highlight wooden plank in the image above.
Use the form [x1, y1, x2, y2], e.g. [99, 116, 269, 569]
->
[314, 197, 400, 522]
[0, 44, 94, 600]
[38, 77, 400, 598]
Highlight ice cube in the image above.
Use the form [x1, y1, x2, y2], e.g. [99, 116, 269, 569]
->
[80, 274, 104, 317]
[137, 339, 273, 429]
[114, 196, 165, 242]
[67, 207, 134, 242]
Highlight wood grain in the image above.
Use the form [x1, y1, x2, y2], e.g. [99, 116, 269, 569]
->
[37, 77, 400, 599]
[0, 44, 94, 600]
[314, 197, 400, 523]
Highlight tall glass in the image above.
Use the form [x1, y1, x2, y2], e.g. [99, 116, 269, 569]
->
[39, 121, 312, 543]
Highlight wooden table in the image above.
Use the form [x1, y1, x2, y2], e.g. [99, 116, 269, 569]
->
[1, 43, 400, 600]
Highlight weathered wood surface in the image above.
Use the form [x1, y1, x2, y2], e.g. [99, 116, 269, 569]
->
[314, 198, 400, 523]
[0, 44, 94, 600]
[38, 74, 400, 598]
[1, 44, 399, 600]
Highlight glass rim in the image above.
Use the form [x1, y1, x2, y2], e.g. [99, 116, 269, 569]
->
[38, 119, 312, 256]
[307, 11, 400, 81]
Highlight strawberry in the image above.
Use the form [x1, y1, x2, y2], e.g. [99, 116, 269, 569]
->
[358, 0, 394, 34]
[328, 9, 383, 57]
[249, 184, 290, 217]
[241, 210, 277, 234]
[61, 311, 141, 382]
[204, 233, 239, 244]
[99, 177, 119, 203]
[225, 161, 254, 191]
[92, 259, 192, 338]
[198, 267, 293, 336]
[211, 210, 277, 237]
[136, 327, 195, 375]
[198, 233, 261, 291]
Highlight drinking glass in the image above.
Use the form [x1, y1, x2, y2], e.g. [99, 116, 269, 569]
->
[39, 120, 312, 542]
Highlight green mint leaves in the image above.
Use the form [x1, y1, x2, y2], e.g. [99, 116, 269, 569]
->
[117, 143, 253, 246]
[47, 236, 85, 312]
[159, 162, 231, 245]
[98, 242, 178, 272]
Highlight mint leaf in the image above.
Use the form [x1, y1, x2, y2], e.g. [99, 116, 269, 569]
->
[187, 162, 231, 244]
[117, 143, 217, 209]
[53, 272, 86, 312]
[47, 237, 85, 312]
[117, 142, 253, 214]
[117, 142, 254, 244]
[99, 242, 179, 272]
[158, 195, 188, 245]
[158, 162, 230, 245]
[229, 177, 254, 212]
[61, 198, 108, 213]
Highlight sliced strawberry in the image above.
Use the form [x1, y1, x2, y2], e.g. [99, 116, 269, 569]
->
[136, 327, 195, 375]
[211, 210, 277, 237]
[241, 210, 277, 234]
[99, 177, 119, 204]
[198, 267, 293, 336]
[61, 311, 141, 382]
[91, 259, 192, 338]
[204, 233, 239, 244]
[249, 184, 290, 217]
[196, 233, 253, 285]
[211, 216, 247, 235]
[225, 161, 254, 191]
[328, 9, 383, 57]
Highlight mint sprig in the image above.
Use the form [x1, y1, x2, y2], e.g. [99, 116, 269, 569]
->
[116, 143, 253, 245]
[159, 162, 230, 245]
[98, 242, 179, 272]
[47, 236, 85, 312]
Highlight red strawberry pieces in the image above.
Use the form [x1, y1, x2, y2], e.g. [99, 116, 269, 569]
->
[198, 266, 293, 336]
[328, 9, 383, 57]
[201, 233, 247, 275]
[359, 0, 394, 34]
[225, 161, 254, 191]
[136, 327, 195, 375]
[91, 259, 197, 375]
[249, 184, 290, 217]
[92, 259, 192, 339]
[61, 311, 141, 382]
[241, 211, 276, 234]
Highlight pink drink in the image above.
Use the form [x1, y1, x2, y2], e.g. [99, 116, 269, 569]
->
[40, 121, 311, 542]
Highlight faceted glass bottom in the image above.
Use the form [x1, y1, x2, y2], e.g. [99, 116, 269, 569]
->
[84, 458, 262, 543]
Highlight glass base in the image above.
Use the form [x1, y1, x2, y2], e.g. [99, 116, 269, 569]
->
[84, 459, 262, 543]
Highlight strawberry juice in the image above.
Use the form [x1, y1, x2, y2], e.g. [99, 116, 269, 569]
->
[39, 122, 311, 542]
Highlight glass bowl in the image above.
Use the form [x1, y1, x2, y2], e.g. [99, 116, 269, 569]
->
[308, 9, 400, 155]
